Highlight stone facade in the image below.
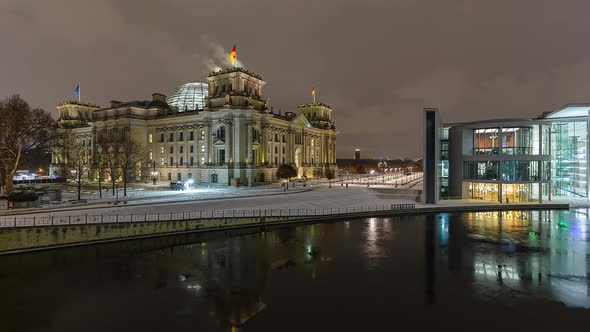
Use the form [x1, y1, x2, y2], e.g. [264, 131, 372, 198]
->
[50, 67, 337, 186]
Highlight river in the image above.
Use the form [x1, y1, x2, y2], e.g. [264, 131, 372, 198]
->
[1, 209, 589, 331]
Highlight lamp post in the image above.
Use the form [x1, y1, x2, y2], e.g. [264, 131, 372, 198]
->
[151, 161, 157, 185]
[151, 171, 158, 185]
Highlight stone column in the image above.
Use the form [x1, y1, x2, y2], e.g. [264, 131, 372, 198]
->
[247, 121, 253, 165]
[261, 122, 269, 164]
[302, 131, 307, 166]
[288, 129, 295, 164]
[225, 120, 232, 165]
[205, 123, 211, 164]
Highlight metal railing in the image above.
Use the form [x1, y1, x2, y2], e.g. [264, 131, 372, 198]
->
[0, 203, 416, 228]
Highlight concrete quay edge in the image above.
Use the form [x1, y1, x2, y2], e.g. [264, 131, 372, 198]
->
[0, 202, 572, 255]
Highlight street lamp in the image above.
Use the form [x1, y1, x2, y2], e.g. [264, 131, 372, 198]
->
[151, 171, 158, 185]
[151, 161, 158, 185]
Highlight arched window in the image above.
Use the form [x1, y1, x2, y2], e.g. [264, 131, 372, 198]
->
[216, 126, 226, 139]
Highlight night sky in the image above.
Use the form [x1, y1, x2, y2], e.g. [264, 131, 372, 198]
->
[2, 0, 589, 159]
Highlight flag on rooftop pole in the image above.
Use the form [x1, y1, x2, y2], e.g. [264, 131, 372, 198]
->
[74, 84, 80, 102]
[312, 87, 316, 104]
[230, 45, 237, 66]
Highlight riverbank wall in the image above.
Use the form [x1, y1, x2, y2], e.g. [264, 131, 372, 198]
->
[0, 203, 569, 255]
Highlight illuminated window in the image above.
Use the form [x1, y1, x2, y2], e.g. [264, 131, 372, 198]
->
[160, 146, 164, 154]
[148, 134, 153, 143]
[200, 145, 205, 153]
[149, 150, 153, 160]
[160, 157, 165, 166]
[200, 130, 205, 140]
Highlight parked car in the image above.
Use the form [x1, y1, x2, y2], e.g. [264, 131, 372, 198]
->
[170, 181, 185, 190]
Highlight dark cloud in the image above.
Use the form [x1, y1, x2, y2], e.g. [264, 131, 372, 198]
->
[2, 0, 590, 159]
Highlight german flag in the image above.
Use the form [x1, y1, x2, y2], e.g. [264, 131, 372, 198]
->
[230, 45, 237, 66]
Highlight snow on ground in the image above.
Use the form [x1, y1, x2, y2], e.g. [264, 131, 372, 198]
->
[0, 185, 414, 223]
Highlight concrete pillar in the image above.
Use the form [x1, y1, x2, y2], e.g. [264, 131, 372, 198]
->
[498, 125, 503, 204]
[538, 124, 543, 203]
[587, 110, 590, 201]
[423, 108, 440, 204]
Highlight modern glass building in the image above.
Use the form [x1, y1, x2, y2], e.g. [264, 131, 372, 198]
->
[436, 104, 590, 203]
[166, 82, 208, 111]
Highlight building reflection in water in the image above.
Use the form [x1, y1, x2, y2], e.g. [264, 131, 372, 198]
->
[464, 209, 590, 308]
[173, 224, 338, 330]
[362, 217, 394, 270]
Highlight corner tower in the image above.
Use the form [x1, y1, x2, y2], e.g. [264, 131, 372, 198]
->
[204, 67, 268, 112]
[56, 101, 100, 128]
[297, 103, 335, 129]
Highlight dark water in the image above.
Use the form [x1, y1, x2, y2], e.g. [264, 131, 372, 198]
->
[1, 210, 590, 331]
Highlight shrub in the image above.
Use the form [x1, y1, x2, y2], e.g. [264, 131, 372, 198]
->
[276, 164, 297, 181]
[8, 191, 39, 202]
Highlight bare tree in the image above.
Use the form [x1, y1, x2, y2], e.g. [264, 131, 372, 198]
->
[66, 140, 87, 201]
[51, 128, 86, 200]
[119, 138, 146, 196]
[0, 95, 55, 193]
[94, 145, 106, 198]
[325, 168, 335, 188]
[100, 142, 119, 196]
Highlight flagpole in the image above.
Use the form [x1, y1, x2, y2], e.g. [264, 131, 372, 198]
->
[78, 83, 81, 102]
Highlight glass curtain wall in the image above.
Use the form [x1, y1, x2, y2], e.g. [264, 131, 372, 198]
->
[551, 121, 588, 198]
[474, 129, 499, 155]
[501, 127, 533, 155]
[464, 161, 499, 181]
[501, 161, 540, 181]
[467, 182, 499, 201]
[501, 183, 538, 203]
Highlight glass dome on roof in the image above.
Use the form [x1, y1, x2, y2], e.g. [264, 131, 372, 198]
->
[166, 82, 208, 111]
